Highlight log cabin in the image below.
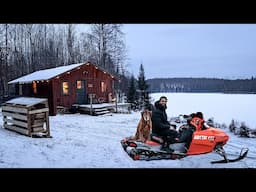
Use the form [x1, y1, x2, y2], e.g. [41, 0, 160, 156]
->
[8, 61, 118, 115]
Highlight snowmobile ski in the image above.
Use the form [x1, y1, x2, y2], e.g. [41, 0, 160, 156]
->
[211, 148, 249, 164]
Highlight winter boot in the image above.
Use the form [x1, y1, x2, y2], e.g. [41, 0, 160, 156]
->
[160, 142, 174, 153]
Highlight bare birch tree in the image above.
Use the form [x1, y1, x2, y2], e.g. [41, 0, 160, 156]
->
[90, 24, 127, 75]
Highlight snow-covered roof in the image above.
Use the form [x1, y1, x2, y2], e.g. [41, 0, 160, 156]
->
[4, 97, 47, 107]
[8, 63, 85, 84]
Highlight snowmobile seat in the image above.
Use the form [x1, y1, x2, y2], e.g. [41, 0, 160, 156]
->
[151, 133, 180, 144]
[150, 133, 164, 144]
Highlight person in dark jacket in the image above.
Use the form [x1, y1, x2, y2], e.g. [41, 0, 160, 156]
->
[179, 112, 209, 149]
[151, 96, 178, 152]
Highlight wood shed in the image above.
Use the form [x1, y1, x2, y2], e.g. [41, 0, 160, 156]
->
[2, 97, 50, 137]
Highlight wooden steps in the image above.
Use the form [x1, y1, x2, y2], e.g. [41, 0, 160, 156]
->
[71, 103, 131, 116]
[77, 105, 111, 116]
[93, 107, 111, 116]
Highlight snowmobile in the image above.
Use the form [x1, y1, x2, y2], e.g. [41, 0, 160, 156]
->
[121, 115, 249, 164]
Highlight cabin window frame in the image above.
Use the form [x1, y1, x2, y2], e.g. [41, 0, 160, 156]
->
[101, 81, 106, 93]
[76, 80, 83, 89]
[62, 81, 69, 95]
[32, 81, 37, 94]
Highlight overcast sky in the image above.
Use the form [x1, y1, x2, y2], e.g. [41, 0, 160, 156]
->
[123, 24, 256, 79]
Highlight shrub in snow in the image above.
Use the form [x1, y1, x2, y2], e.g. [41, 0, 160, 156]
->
[206, 118, 214, 127]
[229, 119, 256, 138]
[239, 122, 250, 138]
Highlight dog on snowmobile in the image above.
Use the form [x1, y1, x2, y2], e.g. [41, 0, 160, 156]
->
[121, 112, 248, 163]
[130, 109, 152, 142]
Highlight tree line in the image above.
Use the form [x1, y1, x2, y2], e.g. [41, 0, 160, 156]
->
[0, 24, 128, 100]
[147, 77, 256, 93]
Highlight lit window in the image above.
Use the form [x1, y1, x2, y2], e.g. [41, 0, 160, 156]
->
[77, 81, 82, 89]
[62, 82, 69, 95]
[101, 81, 106, 93]
[33, 81, 37, 94]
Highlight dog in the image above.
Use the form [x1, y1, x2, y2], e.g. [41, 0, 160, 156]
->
[133, 109, 152, 142]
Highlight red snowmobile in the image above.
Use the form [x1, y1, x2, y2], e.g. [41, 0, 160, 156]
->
[121, 115, 249, 163]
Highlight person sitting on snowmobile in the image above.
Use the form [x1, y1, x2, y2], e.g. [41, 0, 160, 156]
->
[151, 96, 179, 152]
[189, 112, 209, 131]
[178, 112, 209, 149]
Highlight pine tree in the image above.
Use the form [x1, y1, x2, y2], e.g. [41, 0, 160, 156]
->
[137, 63, 149, 109]
[127, 74, 137, 104]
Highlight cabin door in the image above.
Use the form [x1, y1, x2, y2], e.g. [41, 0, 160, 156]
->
[76, 80, 87, 104]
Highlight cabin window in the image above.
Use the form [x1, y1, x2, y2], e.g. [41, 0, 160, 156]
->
[77, 80, 82, 89]
[62, 82, 69, 95]
[32, 81, 37, 94]
[101, 81, 106, 93]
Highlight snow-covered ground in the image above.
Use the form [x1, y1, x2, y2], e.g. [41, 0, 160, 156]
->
[0, 93, 255, 168]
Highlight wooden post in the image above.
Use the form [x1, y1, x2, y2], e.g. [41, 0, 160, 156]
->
[3, 114, 7, 129]
[27, 113, 32, 137]
[90, 94, 93, 115]
[115, 92, 118, 113]
[45, 111, 50, 137]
